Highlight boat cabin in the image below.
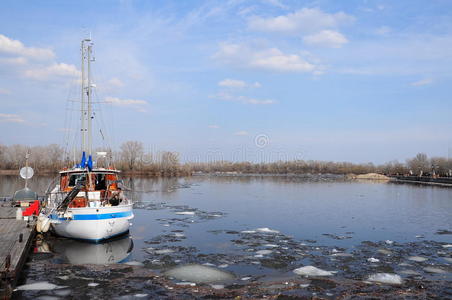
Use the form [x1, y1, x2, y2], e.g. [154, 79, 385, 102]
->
[58, 168, 125, 208]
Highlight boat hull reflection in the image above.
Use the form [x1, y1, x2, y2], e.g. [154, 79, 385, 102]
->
[50, 235, 133, 264]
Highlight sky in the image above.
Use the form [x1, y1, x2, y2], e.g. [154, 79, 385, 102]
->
[0, 0, 451, 163]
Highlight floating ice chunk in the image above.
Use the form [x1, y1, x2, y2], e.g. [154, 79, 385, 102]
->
[88, 283, 99, 287]
[175, 211, 195, 215]
[57, 275, 69, 280]
[218, 264, 229, 268]
[377, 249, 392, 255]
[135, 294, 148, 298]
[256, 227, 280, 234]
[400, 270, 420, 276]
[254, 254, 264, 258]
[293, 266, 335, 277]
[367, 273, 402, 285]
[164, 264, 235, 283]
[415, 235, 424, 238]
[163, 224, 170, 227]
[203, 263, 215, 267]
[241, 277, 252, 281]
[443, 257, 452, 263]
[442, 244, 452, 248]
[173, 233, 185, 237]
[53, 289, 72, 297]
[241, 230, 256, 234]
[124, 261, 144, 266]
[210, 284, 224, 289]
[15, 282, 66, 291]
[155, 249, 175, 254]
[264, 244, 278, 248]
[256, 250, 273, 255]
[176, 282, 196, 286]
[423, 267, 446, 274]
[385, 240, 394, 245]
[299, 284, 310, 288]
[331, 252, 352, 257]
[367, 257, 380, 263]
[408, 256, 427, 262]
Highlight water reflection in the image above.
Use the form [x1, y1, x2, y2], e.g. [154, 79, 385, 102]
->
[45, 235, 133, 265]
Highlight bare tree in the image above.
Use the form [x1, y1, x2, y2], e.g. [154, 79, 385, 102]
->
[120, 141, 144, 171]
[406, 153, 429, 175]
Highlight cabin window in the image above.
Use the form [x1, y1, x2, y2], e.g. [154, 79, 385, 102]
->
[95, 174, 107, 190]
[68, 174, 86, 187]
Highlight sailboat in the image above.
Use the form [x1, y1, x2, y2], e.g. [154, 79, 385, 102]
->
[38, 38, 134, 242]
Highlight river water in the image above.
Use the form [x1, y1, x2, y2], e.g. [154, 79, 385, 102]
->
[1, 175, 451, 299]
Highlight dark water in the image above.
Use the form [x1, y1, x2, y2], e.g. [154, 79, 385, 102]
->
[2, 175, 451, 299]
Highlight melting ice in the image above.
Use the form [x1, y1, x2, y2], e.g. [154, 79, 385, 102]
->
[164, 264, 235, 283]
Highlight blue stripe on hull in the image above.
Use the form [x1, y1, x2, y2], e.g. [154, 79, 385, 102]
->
[51, 210, 133, 221]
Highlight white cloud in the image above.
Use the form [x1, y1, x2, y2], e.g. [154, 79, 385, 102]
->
[218, 78, 261, 88]
[0, 57, 27, 65]
[214, 43, 319, 73]
[24, 63, 80, 80]
[105, 96, 148, 111]
[235, 130, 249, 136]
[0, 34, 54, 60]
[261, 0, 287, 9]
[303, 30, 348, 48]
[248, 8, 354, 34]
[375, 26, 391, 36]
[410, 78, 433, 86]
[0, 113, 25, 123]
[212, 91, 276, 105]
[208, 124, 219, 129]
[108, 77, 124, 88]
[0, 88, 11, 95]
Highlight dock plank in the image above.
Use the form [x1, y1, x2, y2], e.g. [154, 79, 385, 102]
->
[0, 219, 35, 280]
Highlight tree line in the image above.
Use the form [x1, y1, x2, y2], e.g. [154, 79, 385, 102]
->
[0, 142, 451, 177]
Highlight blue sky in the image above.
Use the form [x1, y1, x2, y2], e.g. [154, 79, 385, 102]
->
[0, 0, 451, 163]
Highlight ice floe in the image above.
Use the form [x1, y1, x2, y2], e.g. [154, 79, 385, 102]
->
[443, 257, 452, 263]
[367, 273, 402, 285]
[175, 211, 195, 215]
[164, 264, 235, 283]
[293, 266, 335, 277]
[210, 284, 224, 289]
[155, 249, 175, 255]
[124, 261, 144, 266]
[377, 249, 392, 255]
[400, 270, 420, 276]
[423, 267, 446, 274]
[256, 250, 273, 255]
[367, 257, 380, 263]
[88, 283, 99, 287]
[15, 282, 67, 291]
[256, 227, 280, 234]
[408, 256, 428, 262]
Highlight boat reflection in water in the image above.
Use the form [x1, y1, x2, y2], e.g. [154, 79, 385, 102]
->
[42, 235, 133, 265]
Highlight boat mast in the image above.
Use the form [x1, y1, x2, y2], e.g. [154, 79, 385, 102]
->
[80, 40, 86, 154]
[87, 40, 93, 157]
[80, 38, 94, 168]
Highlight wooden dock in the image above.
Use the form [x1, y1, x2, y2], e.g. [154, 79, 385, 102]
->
[0, 204, 36, 297]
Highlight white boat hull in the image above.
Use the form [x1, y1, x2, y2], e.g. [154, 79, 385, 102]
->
[50, 204, 134, 242]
